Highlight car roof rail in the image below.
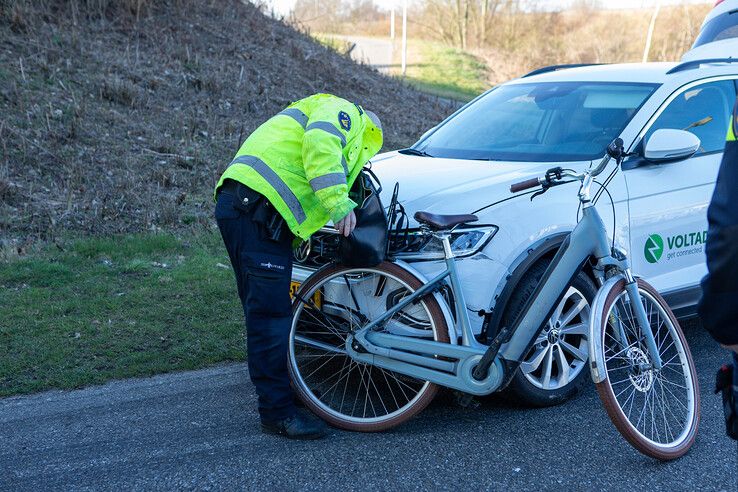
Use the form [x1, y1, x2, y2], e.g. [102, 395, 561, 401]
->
[522, 63, 604, 78]
[666, 58, 738, 74]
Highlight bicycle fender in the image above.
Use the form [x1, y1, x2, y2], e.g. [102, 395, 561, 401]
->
[588, 274, 627, 384]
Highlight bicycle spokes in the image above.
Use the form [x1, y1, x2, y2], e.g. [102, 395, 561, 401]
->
[291, 268, 440, 424]
[602, 289, 696, 449]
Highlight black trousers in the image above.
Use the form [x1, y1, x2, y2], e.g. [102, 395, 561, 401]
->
[215, 188, 296, 423]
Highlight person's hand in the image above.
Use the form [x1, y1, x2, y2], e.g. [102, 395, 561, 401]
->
[721, 344, 738, 354]
[334, 210, 356, 237]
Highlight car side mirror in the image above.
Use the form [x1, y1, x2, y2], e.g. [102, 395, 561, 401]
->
[643, 129, 700, 163]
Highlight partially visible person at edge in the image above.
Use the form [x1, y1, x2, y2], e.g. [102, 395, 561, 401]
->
[213, 93, 383, 439]
[699, 98, 738, 438]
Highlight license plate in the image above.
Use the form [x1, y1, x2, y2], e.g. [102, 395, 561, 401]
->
[290, 281, 321, 309]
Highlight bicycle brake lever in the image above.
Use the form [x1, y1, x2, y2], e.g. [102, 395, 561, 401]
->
[529, 175, 579, 201]
[530, 186, 549, 201]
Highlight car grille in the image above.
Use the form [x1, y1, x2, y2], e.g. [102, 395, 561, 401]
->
[293, 229, 340, 269]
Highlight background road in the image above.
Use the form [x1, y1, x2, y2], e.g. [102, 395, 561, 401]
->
[1, 319, 736, 491]
[332, 35, 395, 73]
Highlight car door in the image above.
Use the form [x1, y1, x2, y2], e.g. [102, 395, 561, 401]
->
[624, 77, 736, 309]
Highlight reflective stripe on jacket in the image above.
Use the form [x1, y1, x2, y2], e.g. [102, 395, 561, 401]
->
[214, 93, 383, 240]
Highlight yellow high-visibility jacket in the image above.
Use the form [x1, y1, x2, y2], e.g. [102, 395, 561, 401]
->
[214, 93, 383, 240]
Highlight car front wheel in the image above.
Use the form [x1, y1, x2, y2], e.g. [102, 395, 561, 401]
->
[500, 261, 597, 407]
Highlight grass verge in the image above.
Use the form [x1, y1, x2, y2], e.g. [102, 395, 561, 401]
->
[314, 33, 487, 102]
[402, 41, 489, 102]
[0, 232, 245, 397]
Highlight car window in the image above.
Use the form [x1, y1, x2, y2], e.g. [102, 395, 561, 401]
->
[692, 10, 738, 48]
[415, 82, 657, 162]
[644, 80, 736, 155]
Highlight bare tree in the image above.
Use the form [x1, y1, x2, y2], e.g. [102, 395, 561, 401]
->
[421, 0, 517, 49]
[293, 0, 342, 31]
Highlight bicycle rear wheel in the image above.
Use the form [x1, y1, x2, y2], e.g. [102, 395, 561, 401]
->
[595, 278, 699, 460]
[288, 262, 450, 432]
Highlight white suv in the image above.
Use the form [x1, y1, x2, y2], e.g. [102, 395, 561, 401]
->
[682, 0, 738, 61]
[292, 60, 738, 405]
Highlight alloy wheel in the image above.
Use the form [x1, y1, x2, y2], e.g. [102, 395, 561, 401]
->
[519, 286, 590, 390]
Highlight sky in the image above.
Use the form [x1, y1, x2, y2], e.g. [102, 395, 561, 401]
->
[265, 0, 712, 16]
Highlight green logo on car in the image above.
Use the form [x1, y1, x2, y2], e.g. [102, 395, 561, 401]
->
[644, 230, 708, 263]
[644, 234, 664, 264]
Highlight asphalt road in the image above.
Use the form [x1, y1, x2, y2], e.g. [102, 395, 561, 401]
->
[1, 319, 736, 491]
[332, 35, 394, 73]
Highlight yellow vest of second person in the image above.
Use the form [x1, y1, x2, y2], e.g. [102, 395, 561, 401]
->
[728, 98, 738, 142]
[215, 94, 383, 241]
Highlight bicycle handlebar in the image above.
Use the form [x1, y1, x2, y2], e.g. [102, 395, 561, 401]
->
[509, 178, 541, 193]
[589, 154, 611, 179]
[590, 138, 624, 177]
[509, 138, 625, 195]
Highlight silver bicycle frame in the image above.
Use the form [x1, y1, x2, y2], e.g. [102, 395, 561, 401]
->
[346, 169, 663, 396]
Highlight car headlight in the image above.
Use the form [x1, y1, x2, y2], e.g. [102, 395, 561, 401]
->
[394, 226, 498, 260]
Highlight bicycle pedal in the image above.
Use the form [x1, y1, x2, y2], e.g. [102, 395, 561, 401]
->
[452, 391, 480, 409]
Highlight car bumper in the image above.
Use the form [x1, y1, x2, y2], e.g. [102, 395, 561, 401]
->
[292, 264, 315, 283]
[291, 252, 509, 337]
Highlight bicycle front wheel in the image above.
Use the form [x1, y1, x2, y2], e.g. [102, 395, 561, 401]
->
[288, 262, 450, 432]
[595, 278, 700, 460]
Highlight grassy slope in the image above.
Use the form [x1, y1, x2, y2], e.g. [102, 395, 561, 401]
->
[0, 233, 243, 396]
[0, 1, 457, 396]
[403, 41, 489, 102]
[0, 0, 454, 242]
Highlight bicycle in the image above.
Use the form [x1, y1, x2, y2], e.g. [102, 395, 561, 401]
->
[288, 139, 700, 460]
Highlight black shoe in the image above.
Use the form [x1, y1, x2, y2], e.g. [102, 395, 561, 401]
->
[261, 412, 328, 440]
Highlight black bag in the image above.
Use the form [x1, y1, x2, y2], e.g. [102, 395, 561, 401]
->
[338, 168, 388, 267]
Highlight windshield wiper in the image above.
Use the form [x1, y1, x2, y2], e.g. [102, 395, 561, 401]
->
[399, 148, 434, 157]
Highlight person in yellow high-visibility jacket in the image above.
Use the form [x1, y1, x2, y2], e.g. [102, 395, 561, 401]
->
[213, 93, 383, 439]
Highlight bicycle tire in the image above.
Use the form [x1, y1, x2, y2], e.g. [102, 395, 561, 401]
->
[288, 261, 450, 432]
[595, 278, 700, 460]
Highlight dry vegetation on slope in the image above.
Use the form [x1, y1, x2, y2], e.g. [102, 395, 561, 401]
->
[475, 4, 711, 83]
[0, 0, 454, 243]
[298, 1, 710, 85]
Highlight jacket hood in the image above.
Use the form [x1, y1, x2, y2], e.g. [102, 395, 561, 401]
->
[357, 111, 383, 165]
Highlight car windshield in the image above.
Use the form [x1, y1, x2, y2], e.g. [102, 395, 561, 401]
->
[415, 82, 658, 162]
[693, 10, 738, 48]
